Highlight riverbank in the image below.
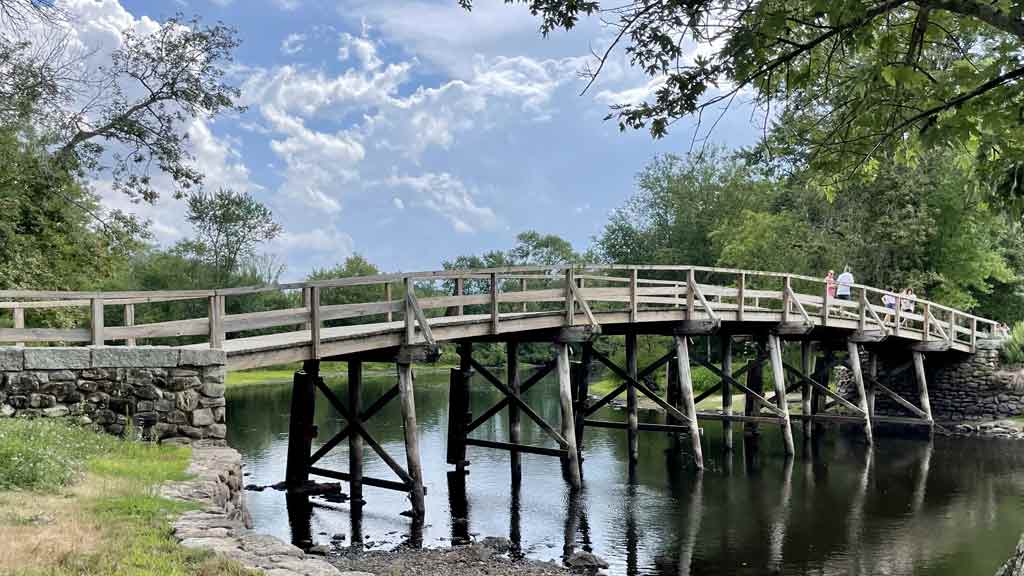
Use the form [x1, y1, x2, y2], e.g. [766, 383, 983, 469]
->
[0, 418, 249, 575]
[330, 544, 585, 575]
[226, 361, 458, 388]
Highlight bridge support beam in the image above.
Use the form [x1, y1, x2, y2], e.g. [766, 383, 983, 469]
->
[721, 335, 733, 452]
[348, 360, 363, 504]
[557, 342, 583, 488]
[398, 362, 426, 517]
[285, 360, 318, 488]
[847, 341, 874, 445]
[625, 332, 639, 468]
[674, 335, 704, 470]
[508, 341, 522, 483]
[767, 334, 795, 456]
[913, 351, 934, 426]
[800, 342, 814, 440]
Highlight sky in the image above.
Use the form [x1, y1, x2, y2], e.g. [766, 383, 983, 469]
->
[50, 0, 761, 279]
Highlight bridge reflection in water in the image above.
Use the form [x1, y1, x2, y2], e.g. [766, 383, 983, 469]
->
[229, 372, 1024, 576]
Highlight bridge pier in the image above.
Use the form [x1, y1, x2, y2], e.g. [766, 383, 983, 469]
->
[285, 360, 318, 488]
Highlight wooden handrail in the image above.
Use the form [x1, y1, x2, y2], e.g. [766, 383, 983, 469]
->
[0, 264, 1002, 349]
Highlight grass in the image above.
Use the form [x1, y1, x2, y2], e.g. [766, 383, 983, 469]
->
[226, 360, 457, 388]
[0, 418, 257, 576]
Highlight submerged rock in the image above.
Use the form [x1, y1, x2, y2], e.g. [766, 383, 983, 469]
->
[566, 551, 609, 570]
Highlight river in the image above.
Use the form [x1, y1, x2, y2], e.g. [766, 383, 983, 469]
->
[226, 366, 1024, 575]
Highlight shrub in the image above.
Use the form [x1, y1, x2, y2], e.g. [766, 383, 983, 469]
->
[0, 419, 119, 490]
[1002, 322, 1024, 365]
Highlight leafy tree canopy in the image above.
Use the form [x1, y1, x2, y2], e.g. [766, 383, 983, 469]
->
[469, 0, 1024, 199]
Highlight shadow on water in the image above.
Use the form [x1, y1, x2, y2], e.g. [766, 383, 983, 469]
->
[227, 367, 1024, 576]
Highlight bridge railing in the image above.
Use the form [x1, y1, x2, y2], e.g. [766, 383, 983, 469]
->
[0, 265, 1003, 352]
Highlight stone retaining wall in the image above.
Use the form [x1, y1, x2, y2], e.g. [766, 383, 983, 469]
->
[836, 339, 1024, 423]
[162, 445, 349, 576]
[0, 347, 226, 442]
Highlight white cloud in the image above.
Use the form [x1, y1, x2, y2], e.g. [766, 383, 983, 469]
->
[273, 0, 301, 11]
[272, 228, 354, 254]
[386, 172, 496, 233]
[281, 33, 306, 55]
[209, 0, 233, 5]
[392, 197, 405, 210]
[338, 32, 381, 70]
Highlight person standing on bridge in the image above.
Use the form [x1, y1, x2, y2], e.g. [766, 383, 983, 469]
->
[825, 270, 837, 299]
[836, 266, 854, 301]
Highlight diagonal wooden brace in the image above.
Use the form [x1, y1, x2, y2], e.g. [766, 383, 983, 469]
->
[781, 361, 866, 416]
[592, 349, 693, 424]
[309, 384, 399, 465]
[468, 358, 568, 447]
[466, 361, 556, 433]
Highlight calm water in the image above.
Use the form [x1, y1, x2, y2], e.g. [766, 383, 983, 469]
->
[226, 367, 1024, 576]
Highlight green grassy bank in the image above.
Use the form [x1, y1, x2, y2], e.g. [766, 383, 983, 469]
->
[0, 419, 253, 575]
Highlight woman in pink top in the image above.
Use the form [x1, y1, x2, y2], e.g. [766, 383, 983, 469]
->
[825, 270, 837, 298]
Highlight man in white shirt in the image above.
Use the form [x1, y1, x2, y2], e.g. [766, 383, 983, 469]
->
[836, 267, 854, 300]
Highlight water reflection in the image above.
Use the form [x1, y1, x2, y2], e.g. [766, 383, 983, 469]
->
[228, 368, 1024, 576]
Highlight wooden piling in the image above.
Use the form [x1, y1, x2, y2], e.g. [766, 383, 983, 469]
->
[507, 341, 522, 481]
[285, 360, 318, 487]
[913, 351, 933, 424]
[557, 343, 583, 488]
[767, 334, 795, 456]
[572, 342, 592, 457]
[847, 341, 874, 444]
[348, 360, 363, 503]
[800, 342, 813, 437]
[667, 352, 681, 409]
[721, 335, 733, 452]
[675, 335, 704, 469]
[625, 332, 639, 467]
[745, 346, 764, 436]
[867, 352, 877, 419]
[398, 363, 426, 516]
[445, 367, 470, 469]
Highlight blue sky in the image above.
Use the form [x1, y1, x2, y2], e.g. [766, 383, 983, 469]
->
[64, 0, 761, 279]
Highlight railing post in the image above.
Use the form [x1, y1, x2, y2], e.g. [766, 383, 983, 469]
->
[565, 268, 575, 326]
[821, 281, 830, 326]
[922, 302, 931, 341]
[385, 282, 394, 322]
[302, 287, 312, 330]
[971, 317, 978, 352]
[310, 287, 321, 359]
[454, 278, 463, 317]
[894, 295, 901, 336]
[125, 303, 136, 347]
[209, 295, 224, 350]
[90, 298, 104, 346]
[858, 289, 867, 331]
[521, 277, 528, 313]
[948, 311, 956, 344]
[489, 273, 499, 334]
[686, 268, 696, 319]
[738, 273, 746, 322]
[782, 276, 791, 323]
[629, 268, 638, 322]
[12, 305, 24, 348]
[405, 278, 416, 343]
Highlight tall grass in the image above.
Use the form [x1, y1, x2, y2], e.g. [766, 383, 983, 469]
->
[1002, 322, 1024, 365]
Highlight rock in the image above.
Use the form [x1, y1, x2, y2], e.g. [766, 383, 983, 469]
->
[307, 544, 330, 556]
[0, 350, 23, 371]
[0, 405, 14, 417]
[480, 536, 511, 553]
[996, 533, 1024, 576]
[23, 348, 91, 370]
[201, 379, 226, 398]
[42, 406, 69, 418]
[191, 408, 215, 427]
[566, 551, 610, 569]
[465, 543, 493, 561]
[330, 533, 346, 541]
[91, 347, 179, 368]
[178, 349, 227, 367]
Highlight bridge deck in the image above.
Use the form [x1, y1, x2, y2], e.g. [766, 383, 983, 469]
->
[0, 264, 1000, 370]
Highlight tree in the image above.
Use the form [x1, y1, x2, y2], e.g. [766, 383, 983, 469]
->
[470, 0, 1024, 195]
[182, 188, 281, 285]
[596, 148, 772, 266]
[0, 123, 145, 293]
[1, 14, 243, 203]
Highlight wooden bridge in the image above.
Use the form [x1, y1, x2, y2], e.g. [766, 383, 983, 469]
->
[0, 265, 1003, 518]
